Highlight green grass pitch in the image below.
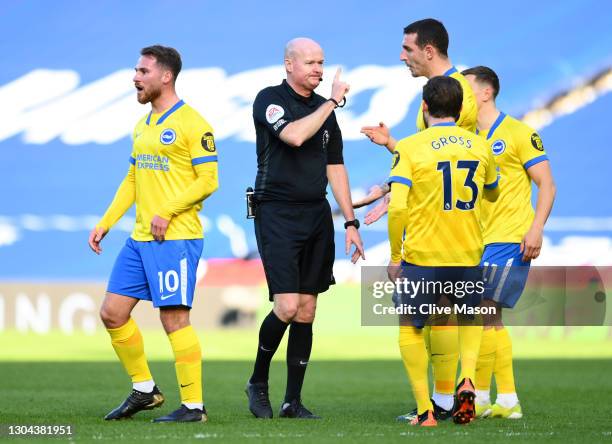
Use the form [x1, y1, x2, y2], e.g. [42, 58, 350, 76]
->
[2, 284, 611, 442]
[2, 359, 612, 443]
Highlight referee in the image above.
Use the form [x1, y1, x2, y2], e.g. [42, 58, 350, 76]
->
[245, 37, 365, 419]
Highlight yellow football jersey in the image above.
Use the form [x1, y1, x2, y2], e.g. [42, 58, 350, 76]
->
[388, 123, 498, 266]
[98, 100, 219, 241]
[479, 113, 549, 244]
[416, 68, 478, 133]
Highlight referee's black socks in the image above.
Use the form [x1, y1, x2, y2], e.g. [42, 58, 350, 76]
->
[250, 310, 289, 384]
[285, 321, 313, 403]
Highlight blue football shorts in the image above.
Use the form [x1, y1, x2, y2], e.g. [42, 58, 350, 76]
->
[480, 242, 531, 308]
[107, 238, 203, 308]
[393, 262, 483, 328]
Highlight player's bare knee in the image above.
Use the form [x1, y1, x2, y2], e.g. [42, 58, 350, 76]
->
[493, 309, 504, 328]
[276, 305, 298, 322]
[159, 307, 190, 334]
[481, 312, 495, 327]
[99, 305, 128, 329]
[99, 306, 113, 327]
[480, 299, 498, 327]
[100, 292, 137, 328]
[294, 312, 315, 323]
[490, 302, 503, 327]
[293, 294, 316, 322]
[273, 301, 298, 322]
[294, 307, 316, 323]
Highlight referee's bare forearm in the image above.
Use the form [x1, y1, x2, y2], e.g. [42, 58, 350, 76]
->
[327, 164, 355, 221]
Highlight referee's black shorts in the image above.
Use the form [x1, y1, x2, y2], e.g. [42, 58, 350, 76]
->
[254, 199, 336, 301]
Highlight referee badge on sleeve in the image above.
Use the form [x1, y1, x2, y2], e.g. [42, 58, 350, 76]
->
[265, 104, 285, 124]
[201, 132, 216, 152]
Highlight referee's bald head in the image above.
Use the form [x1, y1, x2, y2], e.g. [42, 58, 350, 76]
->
[284, 37, 323, 61]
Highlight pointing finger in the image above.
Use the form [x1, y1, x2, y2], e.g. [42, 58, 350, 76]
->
[334, 67, 342, 82]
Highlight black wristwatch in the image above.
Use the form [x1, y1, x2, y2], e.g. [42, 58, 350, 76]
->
[344, 219, 360, 230]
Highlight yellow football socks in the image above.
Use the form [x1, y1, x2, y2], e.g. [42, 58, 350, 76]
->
[399, 326, 433, 414]
[168, 325, 203, 405]
[429, 326, 459, 395]
[423, 325, 432, 354]
[107, 317, 152, 383]
[475, 327, 496, 392]
[494, 327, 516, 394]
[458, 325, 483, 382]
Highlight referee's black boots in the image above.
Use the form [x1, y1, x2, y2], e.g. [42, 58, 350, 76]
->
[245, 381, 273, 418]
[279, 399, 321, 419]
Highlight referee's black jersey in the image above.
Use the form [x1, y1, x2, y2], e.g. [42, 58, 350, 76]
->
[253, 80, 344, 203]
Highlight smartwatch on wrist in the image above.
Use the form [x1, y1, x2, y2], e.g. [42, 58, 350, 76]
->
[344, 219, 360, 230]
[328, 97, 346, 108]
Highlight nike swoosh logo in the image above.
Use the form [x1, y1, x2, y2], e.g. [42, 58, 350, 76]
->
[260, 345, 272, 352]
[180, 383, 194, 388]
[160, 293, 176, 300]
[299, 360, 309, 365]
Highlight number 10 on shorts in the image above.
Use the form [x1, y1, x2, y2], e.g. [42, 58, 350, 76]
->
[156, 258, 188, 304]
[158, 270, 180, 294]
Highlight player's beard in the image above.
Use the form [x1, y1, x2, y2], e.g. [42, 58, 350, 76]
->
[137, 84, 162, 105]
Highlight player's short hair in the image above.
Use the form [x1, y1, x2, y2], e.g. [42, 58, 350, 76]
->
[461, 66, 500, 98]
[423, 76, 463, 121]
[403, 19, 449, 57]
[140, 45, 182, 82]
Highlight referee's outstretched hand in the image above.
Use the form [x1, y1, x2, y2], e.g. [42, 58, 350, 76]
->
[346, 226, 365, 263]
[331, 67, 350, 104]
